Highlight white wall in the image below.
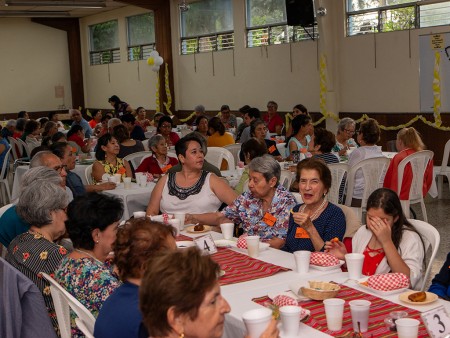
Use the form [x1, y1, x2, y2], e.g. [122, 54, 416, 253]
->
[0, 18, 71, 114]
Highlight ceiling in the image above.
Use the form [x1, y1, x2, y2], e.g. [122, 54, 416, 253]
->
[0, 0, 128, 18]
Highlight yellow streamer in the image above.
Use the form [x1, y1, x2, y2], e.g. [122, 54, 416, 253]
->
[155, 71, 160, 113]
[433, 51, 442, 127]
[179, 111, 197, 123]
[319, 54, 327, 116]
[163, 63, 173, 115]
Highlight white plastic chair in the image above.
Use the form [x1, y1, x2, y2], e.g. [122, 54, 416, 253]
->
[16, 138, 30, 158]
[434, 139, 450, 199]
[205, 147, 235, 170]
[85, 164, 93, 185]
[0, 148, 12, 205]
[279, 170, 294, 190]
[224, 144, 242, 167]
[41, 272, 96, 338]
[236, 117, 243, 128]
[407, 219, 440, 291]
[124, 151, 152, 171]
[397, 150, 434, 222]
[345, 156, 390, 214]
[8, 137, 21, 162]
[327, 163, 349, 205]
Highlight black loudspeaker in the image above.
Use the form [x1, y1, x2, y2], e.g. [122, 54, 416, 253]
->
[286, 0, 315, 27]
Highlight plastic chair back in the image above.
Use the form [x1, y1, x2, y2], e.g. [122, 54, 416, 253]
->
[124, 151, 152, 171]
[8, 137, 21, 161]
[85, 164, 93, 185]
[224, 144, 242, 167]
[434, 139, 450, 198]
[328, 163, 348, 204]
[16, 138, 30, 158]
[279, 170, 294, 190]
[0, 148, 12, 205]
[205, 147, 235, 170]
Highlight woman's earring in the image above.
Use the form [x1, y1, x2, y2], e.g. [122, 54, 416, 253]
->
[179, 333, 184, 338]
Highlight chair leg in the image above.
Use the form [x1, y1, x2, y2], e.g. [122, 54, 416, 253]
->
[421, 201, 428, 223]
[437, 175, 444, 199]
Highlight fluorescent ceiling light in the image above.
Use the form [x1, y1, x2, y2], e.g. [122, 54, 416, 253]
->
[0, 10, 70, 16]
[5, 1, 106, 8]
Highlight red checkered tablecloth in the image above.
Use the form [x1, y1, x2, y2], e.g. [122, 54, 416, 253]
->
[252, 285, 429, 337]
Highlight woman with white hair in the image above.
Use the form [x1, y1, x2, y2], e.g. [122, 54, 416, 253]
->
[332, 117, 358, 156]
[136, 134, 178, 177]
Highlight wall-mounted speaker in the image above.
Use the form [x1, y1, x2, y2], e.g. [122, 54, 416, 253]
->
[285, 0, 315, 26]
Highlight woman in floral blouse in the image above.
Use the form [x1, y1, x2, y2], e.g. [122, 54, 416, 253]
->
[188, 155, 297, 249]
[6, 168, 69, 334]
[92, 133, 132, 183]
[55, 192, 124, 337]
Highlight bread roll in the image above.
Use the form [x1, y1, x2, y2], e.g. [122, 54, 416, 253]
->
[408, 291, 427, 302]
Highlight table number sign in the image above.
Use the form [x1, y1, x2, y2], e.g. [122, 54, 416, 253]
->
[421, 305, 450, 338]
[193, 234, 217, 254]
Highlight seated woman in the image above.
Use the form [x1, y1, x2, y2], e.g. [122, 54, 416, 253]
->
[282, 158, 346, 253]
[383, 127, 433, 200]
[187, 155, 296, 249]
[55, 193, 124, 334]
[286, 104, 308, 138]
[332, 117, 358, 157]
[146, 133, 237, 215]
[234, 137, 267, 195]
[195, 115, 209, 140]
[347, 118, 383, 207]
[134, 106, 151, 130]
[94, 219, 177, 338]
[325, 188, 425, 289]
[285, 114, 313, 160]
[92, 133, 132, 183]
[157, 115, 180, 147]
[250, 119, 283, 161]
[6, 168, 69, 333]
[207, 116, 235, 148]
[311, 128, 339, 164]
[428, 252, 450, 299]
[113, 124, 144, 159]
[67, 124, 92, 154]
[21, 119, 41, 153]
[136, 134, 178, 178]
[140, 247, 278, 338]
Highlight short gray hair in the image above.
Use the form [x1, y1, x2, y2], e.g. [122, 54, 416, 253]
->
[6, 120, 16, 127]
[30, 151, 57, 168]
[108, 118, 122, 129]
[16, 178, 67, 227]
[248, 154, 280, 184]
[194, 104, 205, 113]
[338, 117, 355, 132]
[148, 134, 165, 151]
[22, 167, 61, 188]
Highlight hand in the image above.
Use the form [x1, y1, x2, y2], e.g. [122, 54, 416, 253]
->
[185, 214, 197, 225]
[292, 211, 313, 230]
[256, 318, 279, 338]
[324, 239, 347, 260]
[367, 216, 392, 244]
[338, 148, 347, 156]
[96, 182, 117, 191]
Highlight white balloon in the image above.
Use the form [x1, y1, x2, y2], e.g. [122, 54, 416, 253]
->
[155, 56, 164, 66]
[152, 65, 160, 72]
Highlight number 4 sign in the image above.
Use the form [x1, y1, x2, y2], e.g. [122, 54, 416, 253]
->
[193, 234, 217, 255]
[421, 305, 450, 337]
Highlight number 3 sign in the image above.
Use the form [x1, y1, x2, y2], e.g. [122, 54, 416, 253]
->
[421, 306, 450, 337]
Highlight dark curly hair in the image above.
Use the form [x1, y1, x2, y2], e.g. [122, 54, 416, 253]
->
[314, 128, 336, 153]
[358, 118, 380, 145]
[24, 119, 40, 134]
[95, 133, 117, 161]
[65, 192, 123, 250]
[67, 125, 83, 139]
[113, 219, 176, 281]
[112, 124, 130, 143]
[208, 116, 225, 135]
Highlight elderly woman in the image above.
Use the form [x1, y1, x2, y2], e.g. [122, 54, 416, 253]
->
[92, 133, 132, 183]
[94, 219, 177, 338]
[67, 124, 92, 154]
[140, 248, 279, 338]
[332, 117, 358, 156]
[6, 168, 68, 333]
[251, 119, 283, 161]
[135, 106, 151, 130]
[383, 127, 433, 200]
[113, 124, 144, 159]
[285, 114, 313, 159]
[188, 155, 296, 249]
[21, 119, 41, 153]
[136, 134, 178, 177]
[326, 188, 425, 289]
[147, 133, 237, 215]
[55, 193, 123, 336]
[157, 115, 180, 147]
[195, 115, 209, 140]
[348, 118, 383, 207]
[282, 158, 346, 253]
[207, 116, 234, 148]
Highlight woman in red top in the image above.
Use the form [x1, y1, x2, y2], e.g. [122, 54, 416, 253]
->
[157, 115, 180, 147]
[383, 127, 433, 200]
[136, 134, 178, 178]
[67, 125, 92, 153]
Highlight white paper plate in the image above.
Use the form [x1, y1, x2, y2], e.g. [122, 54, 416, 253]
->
[358, 281, 408, 296]
[399, 291, 438, 305]
[176, 241, 195, 249]
[309, 260, 345, 271]
[214, 239, 237, 248]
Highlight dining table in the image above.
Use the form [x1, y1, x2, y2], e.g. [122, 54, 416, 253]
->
[178, 230, 450, 338]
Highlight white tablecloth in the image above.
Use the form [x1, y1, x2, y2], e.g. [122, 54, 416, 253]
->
[103, 182, 155, 220]
[11, 164, 90, 201]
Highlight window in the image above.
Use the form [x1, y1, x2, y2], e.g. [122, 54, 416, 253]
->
[246, 0, 318, 47]
[127, 12, 156, 61]
[180, 0, 234, 55]
[347, 0, 450, 36]
[89, 20, 120, 65]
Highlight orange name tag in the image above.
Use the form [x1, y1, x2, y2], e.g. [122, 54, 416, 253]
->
[262, 212, 277, 226]
[161, 164, 172, 173]
[295, 227, 310, 239]
[268, 145, 277, 154]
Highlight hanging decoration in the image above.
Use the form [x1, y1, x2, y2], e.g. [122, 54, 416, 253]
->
[147, 50, 164, 72]
[319, 54, 327, 116]
[155, 73, 161, 113]
[163, 63, 173, 115]
[432, 51, 442, 127]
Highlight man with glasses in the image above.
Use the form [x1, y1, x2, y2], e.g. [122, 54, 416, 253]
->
[239, 107, 261, 144]
[70, 109, 93, 138]
[219, 104, 237, 129]
[263, 100, 283, 135]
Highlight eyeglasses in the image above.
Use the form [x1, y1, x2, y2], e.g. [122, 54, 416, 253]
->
[53, 164, 67, 173]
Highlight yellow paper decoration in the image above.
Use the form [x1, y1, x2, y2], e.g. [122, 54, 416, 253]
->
[319, 54, 327, 116]
[179, 112, 197, 123]
[163, 63, 173, 115]
[155, 71, 160, 113]
[433, 51, 442, 127]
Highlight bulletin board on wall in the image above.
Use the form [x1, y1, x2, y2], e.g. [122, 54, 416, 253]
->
[419, 32, 450, 113]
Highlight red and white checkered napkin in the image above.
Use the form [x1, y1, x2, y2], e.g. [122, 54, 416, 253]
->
[367, 273, 410, 291]
[310, 252, 340, 266]
[236, 234, 248, 249]
[273, 295, 298, 307]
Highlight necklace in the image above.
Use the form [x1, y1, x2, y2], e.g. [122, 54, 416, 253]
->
[28, 230, 50, 242]
[75, 249, 102, 264]
[300, 198, 327, 221]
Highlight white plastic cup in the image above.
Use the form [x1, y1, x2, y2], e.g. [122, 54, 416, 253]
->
[293, 250, 311, 274]
[174, 213, 185, 230]
[133, 211, 146, 219]
[107, 176, 117, 186]
[168, 219, 181, 236]
[123, 177, 132, 189]
[396, 318, 420, 338]
[242, 308, 272, 338]
[138, 175, 147, 187]
[90, 151, 96, 159]
[349, 300, 371, 333]
[345, 253, 365, 280]
[323, 298, 345, 331]
[279, 306, 301, 337]
[246, 236, 260, 258]
[220, 223, 234, 240]
[114, 174, 122, 184]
